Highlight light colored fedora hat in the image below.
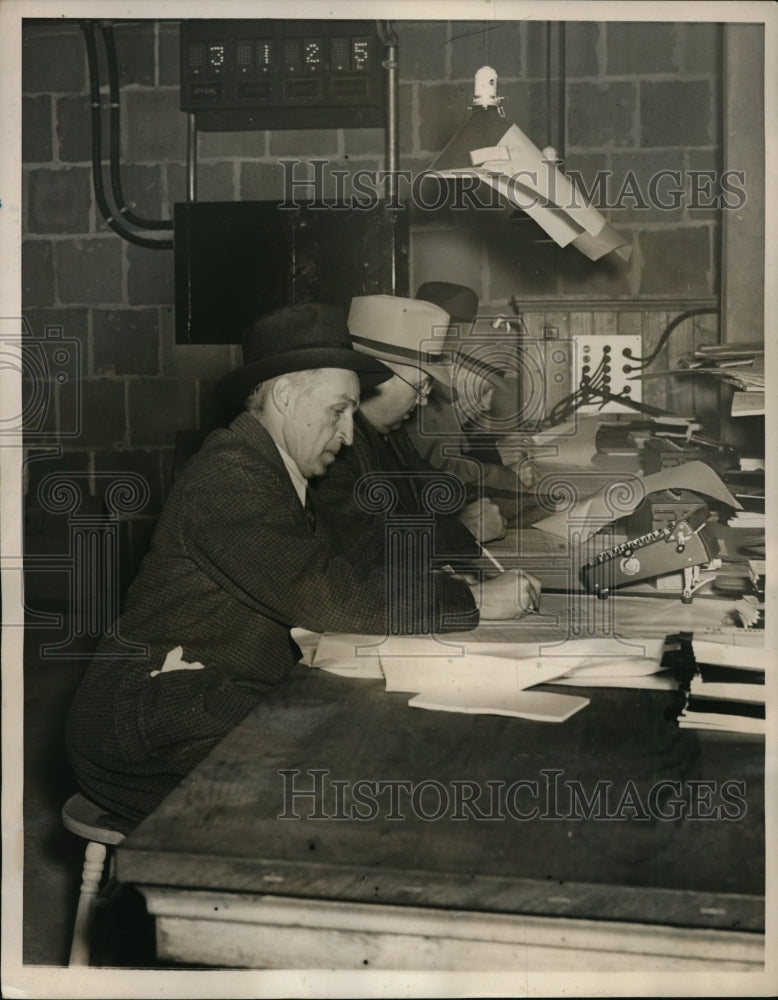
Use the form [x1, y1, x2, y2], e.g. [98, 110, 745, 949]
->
[348, 295, 454, 389]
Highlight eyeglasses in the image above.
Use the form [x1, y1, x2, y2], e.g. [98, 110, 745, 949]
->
[392, 370, 434, 401]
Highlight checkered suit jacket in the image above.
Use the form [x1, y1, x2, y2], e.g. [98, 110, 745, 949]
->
[66, 412, 478, 821]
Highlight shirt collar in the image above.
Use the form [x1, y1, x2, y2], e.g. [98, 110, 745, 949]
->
[274, 443, 307, 506]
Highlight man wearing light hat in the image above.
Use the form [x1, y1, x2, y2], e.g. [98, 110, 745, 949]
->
[66, 303, 530, 823]
[311, 294, 528, 559]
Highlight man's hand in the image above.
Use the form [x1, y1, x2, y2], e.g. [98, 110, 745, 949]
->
[459, 497, 507, 542]
[468, 569, 542, 620]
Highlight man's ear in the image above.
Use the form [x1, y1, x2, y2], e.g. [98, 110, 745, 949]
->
[270, 375, 292, 412]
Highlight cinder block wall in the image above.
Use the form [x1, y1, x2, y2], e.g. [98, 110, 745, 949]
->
[21, 18, 722, 595]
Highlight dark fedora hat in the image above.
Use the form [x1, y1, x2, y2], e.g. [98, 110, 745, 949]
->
[415, 282, 506, 400]
[219, 303, 392, 405]
[416, 281, 478, 326]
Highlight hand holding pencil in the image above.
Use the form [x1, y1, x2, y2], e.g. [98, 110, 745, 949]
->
[469, 568, 542, 620]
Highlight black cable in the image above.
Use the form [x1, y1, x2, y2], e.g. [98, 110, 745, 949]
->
[81, 21, 174, 250]
[100, 23, 173, 231]
[625, 308, 718, 368]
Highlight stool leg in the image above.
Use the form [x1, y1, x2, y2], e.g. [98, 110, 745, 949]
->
[69, 840, 107, 967]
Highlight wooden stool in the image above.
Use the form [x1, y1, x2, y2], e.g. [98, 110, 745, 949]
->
[61, 793, 132, 966]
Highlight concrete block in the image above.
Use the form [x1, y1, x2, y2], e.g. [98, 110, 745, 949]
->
[23, 307, 89, 345]
[123, 89, 188, 163]
[126, 242, 175, 306]
[159, 23, 181, 87]
[22, 25, 85, 94]
[399, 83, 414, 154]
[56, 238, 123, 305]
[57, 95, 105, 163]
[21, 376, 59, 439]
[410, 225, 484, 297]
[166, 163, 187, 206]
[449, 21, 523, 81]
[396, 21, 449, 82]
[27, 167, 92, 235]
[681, 22, 723, 74]
[162, 342, 235, 380]
[113, 22, 156, 87]
[24, 449, 91, 503]
[195, 162, 236, 202]
[497, 80, 547, 143]
[198, 130, 267, 159]
[343, 128, 384, 157]
[487, 222, 559, 299]
[558, 238, 634, 298]
[268, 129, 339, 158]
[115, 164, 169, 225]
[94, 448, 163, 515]
[609, 151, 686, 223]
[606, 23, 678, 75]
[524, 22, 549, 79]
[239, 161, 285, 201]
[561, 152, 609, 209]
[567, 81, 637, 148]
[638, 227, 712, 296]
[564, 23, 601, 78]
[641, 80, 712, 148]
[23, 96, 53, 163]
[23, 240, 56, 308]
[93, 308, 161, 377]
[78, 379, 127, 448]
[418, 81, 474, 153]
[128, 378, 198, 448]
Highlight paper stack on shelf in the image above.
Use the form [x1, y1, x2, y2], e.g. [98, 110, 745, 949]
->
[627, 342, 765, 417]
[677, 635, 766, 735]
[694, 344, 764, 418]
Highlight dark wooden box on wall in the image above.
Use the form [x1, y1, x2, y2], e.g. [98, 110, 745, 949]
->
[174, 200, 409, 344]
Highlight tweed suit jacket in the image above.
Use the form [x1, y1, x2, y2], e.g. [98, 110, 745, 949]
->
[310, 411, 482, 565]
[67, 412, 478, 820]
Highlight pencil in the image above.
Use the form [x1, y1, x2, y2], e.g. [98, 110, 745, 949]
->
[479, 543, 505, 573]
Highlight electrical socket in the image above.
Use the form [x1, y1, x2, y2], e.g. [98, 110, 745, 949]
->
[572, 335, 642, 414]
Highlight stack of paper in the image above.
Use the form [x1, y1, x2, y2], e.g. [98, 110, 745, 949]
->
[677, 636, 766, 735]
[627, 343, 765, 418]
[311, 634, 684, 723]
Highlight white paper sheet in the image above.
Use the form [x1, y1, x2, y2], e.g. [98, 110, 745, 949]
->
[408, 687, 590, 722]
[532, 460, 742, 539]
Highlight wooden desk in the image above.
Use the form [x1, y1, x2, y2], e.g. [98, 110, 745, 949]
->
[116, 607, 764, 972]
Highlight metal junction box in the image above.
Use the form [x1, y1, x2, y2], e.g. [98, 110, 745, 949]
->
[174, 201, 409, 344]
[180, 20, 386, 130]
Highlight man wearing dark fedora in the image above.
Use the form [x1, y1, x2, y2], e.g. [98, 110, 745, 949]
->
[66, 303, 532, 823]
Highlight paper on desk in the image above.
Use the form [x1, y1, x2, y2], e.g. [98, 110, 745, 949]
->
[311, 633, 385, 678]
[532, 460, 741, 539]
[550, 671, 680, 692]
[497, 416, 602, 469]
[409, 687, 590, 722]
[290, 628, 322, 667]
[382, 652, 574, 695]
